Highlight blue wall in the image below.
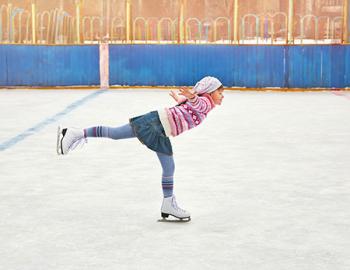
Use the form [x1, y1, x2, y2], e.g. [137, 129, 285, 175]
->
[0, 45, 99, 86]
[0, 44, 349, 88]
[109, 44, 350, 88]
[287, 45, 350, 88]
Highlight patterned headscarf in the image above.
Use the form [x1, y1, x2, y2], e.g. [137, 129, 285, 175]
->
[193, 76, 222, 95]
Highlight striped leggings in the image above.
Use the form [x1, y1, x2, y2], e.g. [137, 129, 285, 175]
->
[84, 124, 174, 198]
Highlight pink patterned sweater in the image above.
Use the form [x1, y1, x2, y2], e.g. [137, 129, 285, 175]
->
[159, 93, 215, 137]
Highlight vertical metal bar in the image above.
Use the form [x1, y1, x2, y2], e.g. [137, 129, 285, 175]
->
[287, 0, 294, 44]
[0, 6, 3, 42]
[9, 5, 14, 42]
[157, 20, 161, 43]
[70, 17, 74, 43]
[126, 0, 131, 42]
[90, 18, 93, 41]
[67, 17, 70, 43]
[315, 17, 319, 43]
[183, 0, 187, 43]
[32, 2, 36, 44]
[214, 20, 217, 42]
[100, 0, 104, 42]
[285, 13, 288, 43]
[46, 10, 53, 43]
[8, 3, 12, 43]
[233, 0, 239, 43]
[75, 0, 81, 43]
[38, 13, 42, 43]
[179, 0, 185, 43]
[146, 20, 150, 43]
[18, 11, 22, 43]
[326, 17, 330, 40]
[261, 15, 265, 41]
[343, 0, 349, 43]
[348, 0, 350, 43]
[256, 16, 259, 44]
[23, 11, 29, 43]
[101, 0, 105, 42]
[55, 10, 62, 44]
[106, 0, 110, 40]
[271, 21, 274, 44]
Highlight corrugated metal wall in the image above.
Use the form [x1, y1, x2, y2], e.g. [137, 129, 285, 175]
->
[0, 45, 99, 86]
[0, 44, 349, 88]
[109, 45, 284, 88]
[287, 46, 350, 88]
[109, 44, 350, 88]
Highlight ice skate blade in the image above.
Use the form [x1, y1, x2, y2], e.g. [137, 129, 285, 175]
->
[157, 216, 191, 223]
[56, 126, 62, 155]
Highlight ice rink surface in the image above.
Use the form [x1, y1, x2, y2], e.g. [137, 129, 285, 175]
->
[0, 89, 350, 270]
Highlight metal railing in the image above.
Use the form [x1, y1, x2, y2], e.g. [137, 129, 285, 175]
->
[0, 1, 348, 45]
[214, 17, 231, 42]
[110, 17, 125, 42]
[82, 15, 103, 42]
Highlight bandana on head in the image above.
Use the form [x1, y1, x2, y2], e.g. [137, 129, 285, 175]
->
[193, 76, 222, 95]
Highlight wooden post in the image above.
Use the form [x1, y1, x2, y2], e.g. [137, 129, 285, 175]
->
[100, 43, 109, 89]
[287, 0, 294, 44]
[31, 1, 36, 43]
[233, 0, 239, 44]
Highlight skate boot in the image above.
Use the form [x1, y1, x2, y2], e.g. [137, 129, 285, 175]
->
[159, 195, 191, 222]
[56, 126, 86, 155]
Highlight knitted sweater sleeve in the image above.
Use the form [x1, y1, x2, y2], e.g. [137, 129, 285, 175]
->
[187, 94, 215, 114]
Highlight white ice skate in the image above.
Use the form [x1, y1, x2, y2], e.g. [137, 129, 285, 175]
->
[56, 126, 86, 155]
[159, 195, 191, 222]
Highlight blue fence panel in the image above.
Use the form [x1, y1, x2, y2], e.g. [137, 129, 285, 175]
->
[288, 46, 321, 88]
[0, 44, 349, 88]
[0, 46, 7, 84]
[346, 46, 350, 86]
[109, 45, 286, 88]
[0, 45, 99, 86]
[287, 45, 349, 88]
[330, 45, 347, 88]
[110, 44, 350, 88]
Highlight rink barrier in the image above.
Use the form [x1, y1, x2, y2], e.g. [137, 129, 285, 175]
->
[0, 44, 350, 88]
[0, 44, 99, 86]
[109, 44, 350, 89]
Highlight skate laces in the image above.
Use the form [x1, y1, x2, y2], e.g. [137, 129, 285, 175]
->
[69, 136, 87, 151]
[171, 196, 186, 213]
[66, 129, 87, 152]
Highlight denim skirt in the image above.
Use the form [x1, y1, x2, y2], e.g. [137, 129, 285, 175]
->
[129, 111, 173, 156]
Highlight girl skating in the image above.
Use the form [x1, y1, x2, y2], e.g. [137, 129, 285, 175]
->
[57, 76, 224, 222]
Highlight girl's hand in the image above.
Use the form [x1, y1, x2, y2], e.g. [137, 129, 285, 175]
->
[178, 87, 196, 99]
[169, 90, 181, 103]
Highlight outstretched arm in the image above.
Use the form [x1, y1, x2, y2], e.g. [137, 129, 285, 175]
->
[169, 90, 182, 103]
[178, 87, 197, 100]
[170, 88, 213, 113]
[169, 88, 195, 103]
